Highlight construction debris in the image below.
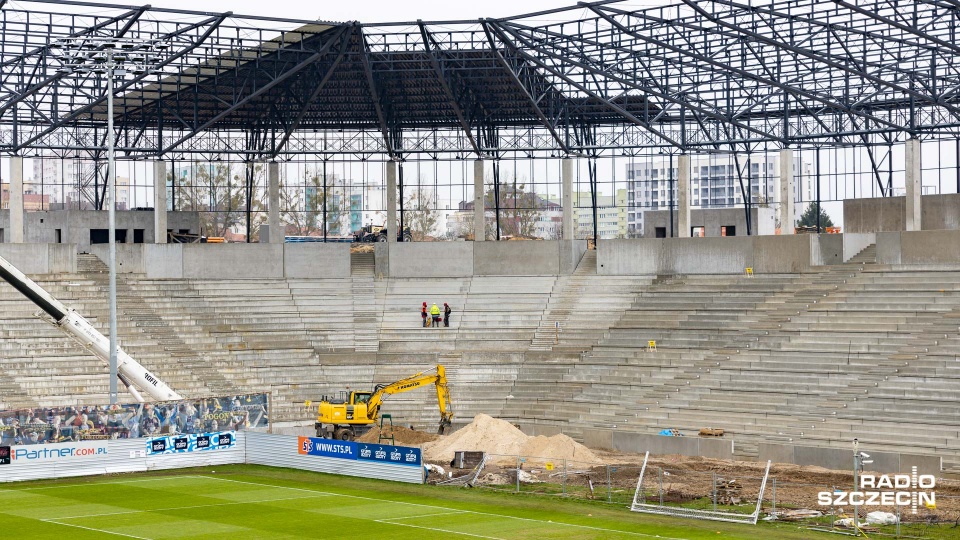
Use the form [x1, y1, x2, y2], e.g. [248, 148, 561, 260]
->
[699, 427, 725, 437]
[715, 477, 742, 505]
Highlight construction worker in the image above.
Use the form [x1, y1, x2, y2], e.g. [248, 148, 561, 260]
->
[421, 302, 428, 327]
[443, 303, 452, 327]
[430, 303, 441, 329]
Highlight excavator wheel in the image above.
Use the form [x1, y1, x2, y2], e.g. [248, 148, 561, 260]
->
[334, 428, 355, 441]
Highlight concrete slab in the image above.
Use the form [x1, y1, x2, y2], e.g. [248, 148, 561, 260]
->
[474, 241, 560, 275]
[182, 243, 284, 279]
[582, 428, 613, 451]
[876, 231, 902, 265]
[144, 244, 184, 279]
[757, 442, 795, 464]
[611, 432, 700, 456]
[283, 243, 350, 278]
[698, 438, 735, 460]
[389, 242, 473, 277]
[0, 244, 49, 274]
[900, 454, 942, 476]
[597, 239, 660, 275]
[752, 235, 811, 273]
[900, 230, 960, 264]
[88, 244, 144, 273]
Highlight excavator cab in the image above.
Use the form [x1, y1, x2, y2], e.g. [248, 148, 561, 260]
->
[351, 392, 372, 405]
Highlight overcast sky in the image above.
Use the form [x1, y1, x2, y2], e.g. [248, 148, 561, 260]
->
[76, 0, 621, 25]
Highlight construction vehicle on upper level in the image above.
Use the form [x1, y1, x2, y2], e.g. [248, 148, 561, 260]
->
[313, 365, 453, 441]
[353, 222, 413, 243]
[0, 254, 182, 403]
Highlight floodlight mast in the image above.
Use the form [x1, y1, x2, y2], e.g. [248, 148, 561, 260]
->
[50, 35, 167, 404]
[0, 254, 182, 402]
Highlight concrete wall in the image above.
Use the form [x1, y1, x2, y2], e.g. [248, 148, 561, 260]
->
[642, 207, 776, 238]
[844, 193, 960, 233]
[0, 210, 199, 246]
[116, 243, 351, 279]
[0, 244, 77, 274]
[876, 230, 960, 266]
[757, 442, 941, 476]
[283, 243, 351, 279]
[598, 235, 816, 275]
[381, 240, 588, 278]
[810, 234, 843, 266]
[474, 241, 560, 275]
[87, 244, 145, 273]
[388, 242, 474, 278]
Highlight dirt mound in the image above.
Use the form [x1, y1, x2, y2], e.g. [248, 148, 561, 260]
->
[422, 414, 603, 465]
[356, 425, 439, 446]
[520, 433, 602, 465]
[423, 414, 528, 461]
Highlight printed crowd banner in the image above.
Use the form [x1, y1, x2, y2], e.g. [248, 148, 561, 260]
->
[147, 431, 236, 455]
[0, 392, 268, 446]
[297, 436, 421, 467]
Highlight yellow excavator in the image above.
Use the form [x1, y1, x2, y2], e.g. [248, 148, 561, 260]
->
[313, 365, 453, 441]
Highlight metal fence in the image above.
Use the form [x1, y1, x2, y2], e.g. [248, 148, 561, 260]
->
[429, 452, 960, 539]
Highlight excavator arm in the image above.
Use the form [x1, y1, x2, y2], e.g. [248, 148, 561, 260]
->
[367, 365, 453, 434]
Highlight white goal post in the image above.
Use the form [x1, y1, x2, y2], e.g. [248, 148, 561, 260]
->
[630, 451, 773, 525]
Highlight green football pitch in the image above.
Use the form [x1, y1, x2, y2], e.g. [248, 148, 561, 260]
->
[0, 465, 834, 539]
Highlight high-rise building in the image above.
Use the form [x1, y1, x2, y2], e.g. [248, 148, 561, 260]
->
[571, 189, 628, 239]
[626, 154, 811, 234]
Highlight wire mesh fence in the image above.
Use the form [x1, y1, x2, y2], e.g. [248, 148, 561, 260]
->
[428, 452, 960, 539]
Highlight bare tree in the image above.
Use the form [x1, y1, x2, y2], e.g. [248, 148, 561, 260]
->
[404, 186, 438, 240]
[484, 172, 545, 239]
[172, 162, 246, 238]
[281, 171, 323, 236]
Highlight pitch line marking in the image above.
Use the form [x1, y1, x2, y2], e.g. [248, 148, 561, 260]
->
[0, 475, 207, 493]
[51, 494, 330, 520]
[201, 476, 693, 540]
[378, 510, 470, 520]
[41, 519, 153, 540]
[374, 520, 507, 539]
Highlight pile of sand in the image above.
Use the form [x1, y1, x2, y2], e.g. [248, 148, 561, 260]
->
[357, 425, 440, 446]
[422, 413, 603, 465]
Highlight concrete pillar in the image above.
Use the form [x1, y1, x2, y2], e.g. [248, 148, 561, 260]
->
[905, 138, 922, 231]
[153, 160, 167, 243]
[779, 148, 795, 235]
[473, 159, 485, 241]
[386, 161, 398, 243]
[561, 158, 573, 241]
[268, 161, 282, 243]
[677, 154, 691, 238]
[9, 156, 23, 243]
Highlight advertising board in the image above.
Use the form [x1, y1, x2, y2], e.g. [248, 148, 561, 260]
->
[297, 437, 421, 467]
[147, 431, 236, 455]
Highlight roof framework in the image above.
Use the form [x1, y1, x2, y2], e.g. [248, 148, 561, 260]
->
[1, 0, 959, 160]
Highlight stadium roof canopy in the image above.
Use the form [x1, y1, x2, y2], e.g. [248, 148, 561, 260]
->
[1, 0, 959, 158]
